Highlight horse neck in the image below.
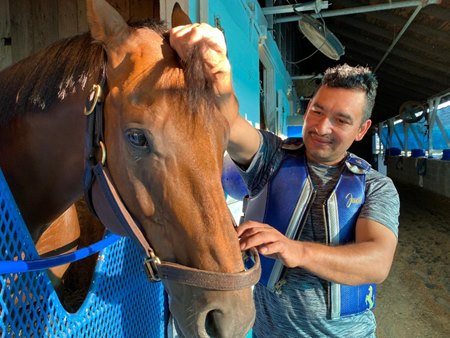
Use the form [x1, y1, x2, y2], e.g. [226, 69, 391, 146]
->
[0, 89, 90, 239]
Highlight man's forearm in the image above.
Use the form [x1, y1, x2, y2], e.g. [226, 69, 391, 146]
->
[226, 114, 261, 167]
[214, 82, 261, 167]
[297, 240, 394, 285]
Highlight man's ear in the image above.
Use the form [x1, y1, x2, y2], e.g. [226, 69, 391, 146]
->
[171, 2, 192, 27]
[355, 119, 372, 141]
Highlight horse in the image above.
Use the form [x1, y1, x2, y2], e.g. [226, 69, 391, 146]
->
[0, 0, 260, 337]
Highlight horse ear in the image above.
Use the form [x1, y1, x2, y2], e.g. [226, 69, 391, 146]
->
[86, 0, 128, 43]
[171, 2, 192, 27]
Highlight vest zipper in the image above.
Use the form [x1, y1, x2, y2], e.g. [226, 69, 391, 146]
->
[274, 188, 316, 295]
[295, 189, 317, 240]
[323, 201, 331, 316]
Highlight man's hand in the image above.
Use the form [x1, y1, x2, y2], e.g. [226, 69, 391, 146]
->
[238, 218, 398, 285]
[170, 23, 233, 97]
[237, 221, 303, 268]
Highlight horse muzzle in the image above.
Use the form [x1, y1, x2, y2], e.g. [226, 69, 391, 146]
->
[164, 282, 256, 338]
[159, 250, 259, 338]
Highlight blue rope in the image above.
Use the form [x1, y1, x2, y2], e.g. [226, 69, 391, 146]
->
[0, 233, 122, 274]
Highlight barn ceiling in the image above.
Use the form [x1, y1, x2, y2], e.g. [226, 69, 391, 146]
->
[260, 0, 450, 124]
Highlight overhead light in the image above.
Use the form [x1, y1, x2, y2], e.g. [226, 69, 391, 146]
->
[297, 13, 345, 60]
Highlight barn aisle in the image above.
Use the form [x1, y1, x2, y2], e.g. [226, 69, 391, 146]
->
[375, 182, 450, 338]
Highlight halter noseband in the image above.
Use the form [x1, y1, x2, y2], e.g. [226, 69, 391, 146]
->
[82, 73, 261, 290]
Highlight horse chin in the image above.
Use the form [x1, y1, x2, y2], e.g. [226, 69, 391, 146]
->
[163, 280, 255, 338]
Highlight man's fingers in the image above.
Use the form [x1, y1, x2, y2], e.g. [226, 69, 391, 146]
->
[236, 221, 270, 237]
[259, 241, 283, 256]
[239, 227, 279, 251]
[169, 23, 226, 62]
[169, 25, 197, 60]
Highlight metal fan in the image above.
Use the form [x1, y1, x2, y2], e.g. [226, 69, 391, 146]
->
[399, 101, 426, 123]
[297, 13, 345, 60]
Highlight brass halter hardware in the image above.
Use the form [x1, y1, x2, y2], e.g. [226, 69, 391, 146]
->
[144, 252, 162, 282]
[84, 84, 102, 116]
[99, 141, 106, 166]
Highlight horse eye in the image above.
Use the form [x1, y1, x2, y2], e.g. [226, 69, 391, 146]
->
[126, 129, 150, 150]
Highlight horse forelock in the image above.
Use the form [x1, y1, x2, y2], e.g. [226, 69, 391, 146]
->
[0, 33, 105, 127]
[182, 46, 217, 124]
[129, 20, 217, 125]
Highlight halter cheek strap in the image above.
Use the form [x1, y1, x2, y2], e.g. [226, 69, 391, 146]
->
[83, 75, 261, 290]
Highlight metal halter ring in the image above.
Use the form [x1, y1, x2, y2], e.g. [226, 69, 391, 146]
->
[84, 84, 102, 116]
[99, 141, 106, 166]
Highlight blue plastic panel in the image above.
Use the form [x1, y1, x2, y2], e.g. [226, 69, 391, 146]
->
[0, 169, 167, 337]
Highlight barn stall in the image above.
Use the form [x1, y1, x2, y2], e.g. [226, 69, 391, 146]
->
[1, 1, 449, 337]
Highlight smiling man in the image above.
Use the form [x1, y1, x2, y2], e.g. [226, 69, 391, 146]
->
[170, 24, 400, 337]
[235, 65, 399, 338]
[303, 85, 371, 166]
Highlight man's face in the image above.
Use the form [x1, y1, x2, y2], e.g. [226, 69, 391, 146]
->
[302, 86, 372, 165]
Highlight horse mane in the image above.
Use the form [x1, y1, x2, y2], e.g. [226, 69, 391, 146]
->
[0, 33, 105, 126]
[0, 19, 215, 126]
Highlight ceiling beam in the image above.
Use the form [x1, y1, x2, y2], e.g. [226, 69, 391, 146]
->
[377, 83, 435, 103]
[329, 16, 450, 58]
[373, 4, 422, 72]
[375, 74, 438, 98]
[262, 1, 329, 15]
[344, 65, 441, 98]
[422, 5, 450, 22]
[273, 0, 440, 24]
[339, 30, 450, 73]
[358, 8, 450, 43]
[342, 51, 448, 91]
[322, 40, 450, 87]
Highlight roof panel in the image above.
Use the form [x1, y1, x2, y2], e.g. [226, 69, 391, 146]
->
[262, 0, 450, 123]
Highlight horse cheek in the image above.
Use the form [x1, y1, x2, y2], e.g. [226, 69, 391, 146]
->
[132, 179, 155, 218]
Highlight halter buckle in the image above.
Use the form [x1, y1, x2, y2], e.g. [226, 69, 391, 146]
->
[144, 252, 161, 282]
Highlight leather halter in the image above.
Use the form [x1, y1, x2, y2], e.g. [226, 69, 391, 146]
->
[82, 72, 261, 290]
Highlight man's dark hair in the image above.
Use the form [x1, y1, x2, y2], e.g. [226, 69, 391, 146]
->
[321, 64, 378, 122]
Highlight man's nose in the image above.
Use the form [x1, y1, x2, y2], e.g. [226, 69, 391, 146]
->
[314, 116, 332, 135]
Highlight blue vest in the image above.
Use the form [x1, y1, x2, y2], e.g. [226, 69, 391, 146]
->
[243, 144, 376, 319]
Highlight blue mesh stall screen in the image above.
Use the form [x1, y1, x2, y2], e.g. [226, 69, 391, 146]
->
[0, 169, 167, 337]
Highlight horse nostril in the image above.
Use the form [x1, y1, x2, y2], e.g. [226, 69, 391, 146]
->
[205, 310, 221, 337]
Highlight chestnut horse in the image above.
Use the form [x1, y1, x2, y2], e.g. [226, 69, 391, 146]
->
[0, 0, 259, 336]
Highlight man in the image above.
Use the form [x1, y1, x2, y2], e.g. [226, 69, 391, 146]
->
[170, 24, 399, 338]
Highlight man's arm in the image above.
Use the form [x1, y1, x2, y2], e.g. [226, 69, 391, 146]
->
[299, 218, 397, 284]
[169, 23, 260, 166]
[237, 217, 398, 285]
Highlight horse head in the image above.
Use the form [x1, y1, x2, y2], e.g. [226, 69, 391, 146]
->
[85, 0, 257, 336]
